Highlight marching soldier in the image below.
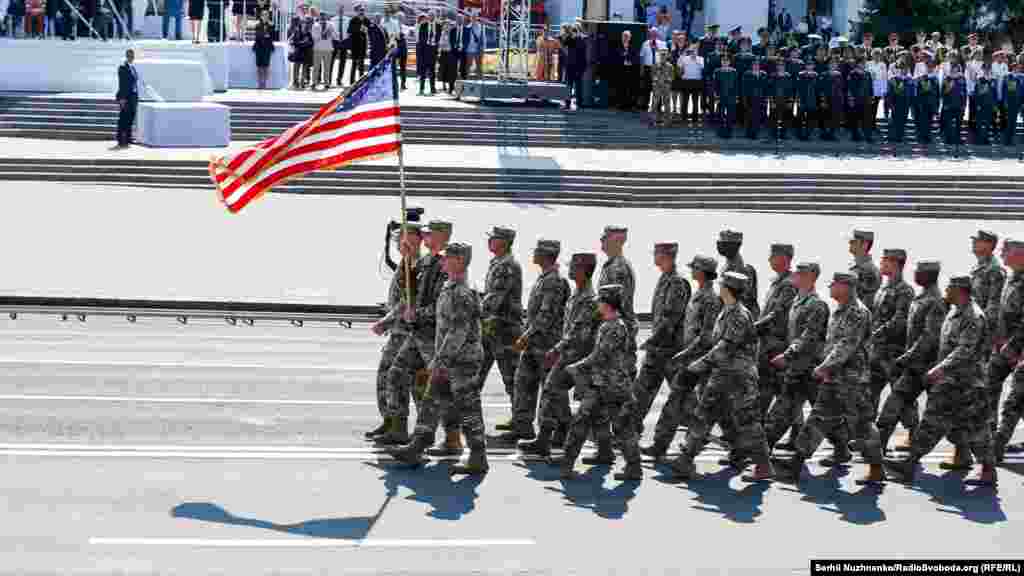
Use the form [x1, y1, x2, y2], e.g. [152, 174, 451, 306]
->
[877, 260, 946, 454]
[367, 224, 422, 440]
[885, 276, 997, 487]
[775, 273, 886, 485]
[1000, 57, 1023, 146]
[479, 227, 523, 429]
[795, 59, 819, 140]
[377, 220, 455, 448]
[941, 63, 966, 146]
[500, 239, 570, 444]
[766, 262, 829, 452]
[715, 54, 739, 138]
[552, 284, 644, 482]
[632, 242, 690, 435]
[848, 229, 881, 314]
[754, 244, 799, 422]
[390, 242, 490, 475]
[971, 230, 1006, 433]
[974, 62, 995, 145]
[992, 239, 1024, 461]
[718, 229, 759, 318]
[768, 58, 793, 139]
[643, 255, 722, 460]
[743, 59, 766, 139]
[914, 55, 939, 144]
[886, 59, 914, 143]
[520, 253, 601, 458]
[667, 271, 775, 483]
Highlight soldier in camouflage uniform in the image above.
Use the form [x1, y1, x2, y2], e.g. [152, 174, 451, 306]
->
[367, 224, 422, 440]
[377, 220, 455, 447]
[631, 242, 690, 436]
[885, 276, 998, 487]
[877, 260, 946, 455]
[766, 262, 829, 452]
[650, 48, 674, 127]
[717, 229, 759, 317]
[848, 229, 881, 314]
[668, 271, 775, 483]
[519, 253, 601, 458]
[775, 272, 886, 485]
[477, 226, 524, 431]
[551, 284, 644, 482]
[643, 255, 722, 460]
[994, 240, 1024, 462]
[754, 243, 799, 424]
[390, 242, 490, 475]
[971, 230, 1007, 433]
[499, 239, 571, 444]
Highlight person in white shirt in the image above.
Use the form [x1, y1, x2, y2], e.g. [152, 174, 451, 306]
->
[966, 47, 983, 128]
[463, 12, 483, 80]
[383, 7, 406, 90]
[993, 50, 1010, 131]
[332, 5, 349, 87]
[678, 45, 703, 121]
[639, 27, 667, 112]
[311, 8, 337, 89]
[867, 47, 887, 123]
[913, 50, 928, 78]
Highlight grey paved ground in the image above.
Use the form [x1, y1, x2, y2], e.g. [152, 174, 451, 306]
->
[1, 316, 1021, 575]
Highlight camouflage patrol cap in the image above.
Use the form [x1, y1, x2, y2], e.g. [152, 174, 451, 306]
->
[687, 255, 717, 273]
[441, 242, 472, 263]
[916, 260, 941, 273]
[948, 276, 972, 289]
[972, 230, 998, 244]
[570, 252, 597, 267]
[829, 272, 858, 287]
[597, 284, 624, 309]
[795, 262, 821, 276]
[1005, 239, 1024, 250]
[882, 248, 907, 260]
[534, 239, 561, 257]
[601, 225, 628, 239]
[396, 223, 422, 235]
[427, 220, 454, 234]
[486, 226, 516, 242]
[849, 229, 874, 242]
[721, 271, 748, 293]
[718, 229, 743, 243]
[654, 242, 679, 256]
[770, 243, 794, 258]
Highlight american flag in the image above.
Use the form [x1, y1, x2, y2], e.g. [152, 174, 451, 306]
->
[209, 49, 401, 214]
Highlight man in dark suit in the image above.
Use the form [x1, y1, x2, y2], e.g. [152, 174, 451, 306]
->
[347, 6, 369, 84]
[368, 14, 387, 67]
[447, 14, 463, 93]
[612, 30, 639, 110]
[116, 49, 139, 148]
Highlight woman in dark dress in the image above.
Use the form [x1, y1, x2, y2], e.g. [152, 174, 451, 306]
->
[187, 0, 203, 43]
[252, 10, 275, 88]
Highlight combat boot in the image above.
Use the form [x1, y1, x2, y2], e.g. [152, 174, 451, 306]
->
[373, 417, 410, 446]
[550, 425, 568, 448]
[994, 434, 1008, 464]
[640, 439, 670, 461]
[939, 445, 974, 470]
[669, 453, 696, 480]
[364, 417, 391, 439]
[613, 460, 643, 481]
[547, 456, 580, 480]
[740, 459, 774, 482]
[854, 463, 886, 485]
[964, 464, 998, 487]
[426, 429, 464, 456]
[519, 427, 553, 458]
[883, 455, 918, 483]
[847, 439, 865, 454]
[581, 442, 615, 465]
[450, 450, 489, 476]
[388, 434, 432, 466]
[892, 430, 914, 452]
[819, 444, 852, 467]
[773, 455, 804, 482]
[718, 452, 749, 468]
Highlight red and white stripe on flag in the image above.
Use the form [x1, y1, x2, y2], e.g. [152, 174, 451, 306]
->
[208, 58, 401, 213]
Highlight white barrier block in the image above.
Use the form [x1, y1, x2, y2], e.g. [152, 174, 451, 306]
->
[135, 102, 231, 147]
[135, 59, 214, 102]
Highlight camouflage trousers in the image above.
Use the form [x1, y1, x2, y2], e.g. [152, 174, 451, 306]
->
[868, 347, 904, 417]
[757, 345, 788, 419]
[631, 350, 675, 435]
[794, 378, 882, 465]
[650, 86, 672, 123]
[561, 385, 642, 466]
[988, 355, 1014, 432]
[651, 368, 703, 448]
[475, 323, 521, 402]
[537, 360, 589, 433]
[678, 369, 770, 463]
[376, 332, 407, 419]
[995, 363, 1024, 445]
[763, 368, 818, 448]
[875, 369, 924, 443]
[412, 364, 486, 451]
[387, 332, 459, 433]
[909, 380, 993, 465]
[510, 345, 552, 435]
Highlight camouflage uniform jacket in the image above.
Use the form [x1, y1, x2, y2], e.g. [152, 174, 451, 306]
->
[653, 53, 674, 95]
[676, 283, 723, 361]
[599, 255, 637, 333]
[901, 284, 947, 372]
[410, 253, 447, 340]
[480, 253, 524, 326]
[723, 255, 760, 318]
[850, 255, 881, 314]
[870, 277, 914, 354]
[972, 255, 1006, 348]
[757, 270, 799, 353]
[997, 270, 1024, 354]
[780, 290, 830, 373]
[572, 317, 633, 391]
[380, 257, 416, 335]
[935, 301, 987, 388]
[644, 268, 691, 353]
[433, 278, 484, 377]
[698, 301, 757, 375]
[819, 298, 872, 382]
[522, 267, 571, 350]
[552, 283, 600, 365]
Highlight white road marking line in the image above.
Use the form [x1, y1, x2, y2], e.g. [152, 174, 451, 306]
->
[88, 538, 537, 548]
[0, 394, 512, 408]
[0, 358, 373, 372]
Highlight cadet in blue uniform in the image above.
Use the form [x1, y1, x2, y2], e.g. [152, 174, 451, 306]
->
[823, 60, 845, 141]
[845, 57, 870, 141]
[769, 58, 793, 139]
[886, 60, 914, 143]
[914, 55, 940, 144]
[974, 63, 995, 145]
[795, 59, 819, 140]
[1000, 56, 1023, 146]
[715, 55, 739, 138]
[743, 59, 766, 139]
[941, 62, 966, 146]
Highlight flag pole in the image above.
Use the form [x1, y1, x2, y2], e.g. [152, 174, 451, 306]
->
[392, 47, 413, 309]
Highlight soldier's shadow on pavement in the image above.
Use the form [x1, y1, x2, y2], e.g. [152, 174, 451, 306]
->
[169, 498, 388, 540]
[776, 465, 886, 526]
[652, 465, 770, 524]
[366, 460, 484, 521]
[898, 468, 1006, 525]
[512, 460, 639, 520]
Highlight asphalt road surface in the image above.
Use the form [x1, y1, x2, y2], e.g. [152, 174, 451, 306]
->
[1, 315, 1021, 575]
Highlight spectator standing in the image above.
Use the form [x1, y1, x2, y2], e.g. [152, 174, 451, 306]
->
[382, 7, 404, 89]
[462, 11, 483, 79]
[613, 29, 638, 111]
[670, 32, 686, 118]
[44, 0, 56, 37]
[24, 0, 40, 37]
[679, 45, 702, 121]
[115, 49, 139, 148]
[164, 0, 183, 39]
[229, 0, 246, 40]
[188, 0, 204, 43]
[368, 13, 386, 67]
[332, 5, 348, 87]
[347, 6, 368, 84]
[639, 27, 667, 114]
[311, 8, 335, 89]
[415, 12, 438, 95]
[252, 11, 275, 89]
[288, 14, 312, 89]
[868, 48, 887, 126]
[451, 13, 465, 81]
[557, 23, 570, 83]
[438, 16, 454, 93]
